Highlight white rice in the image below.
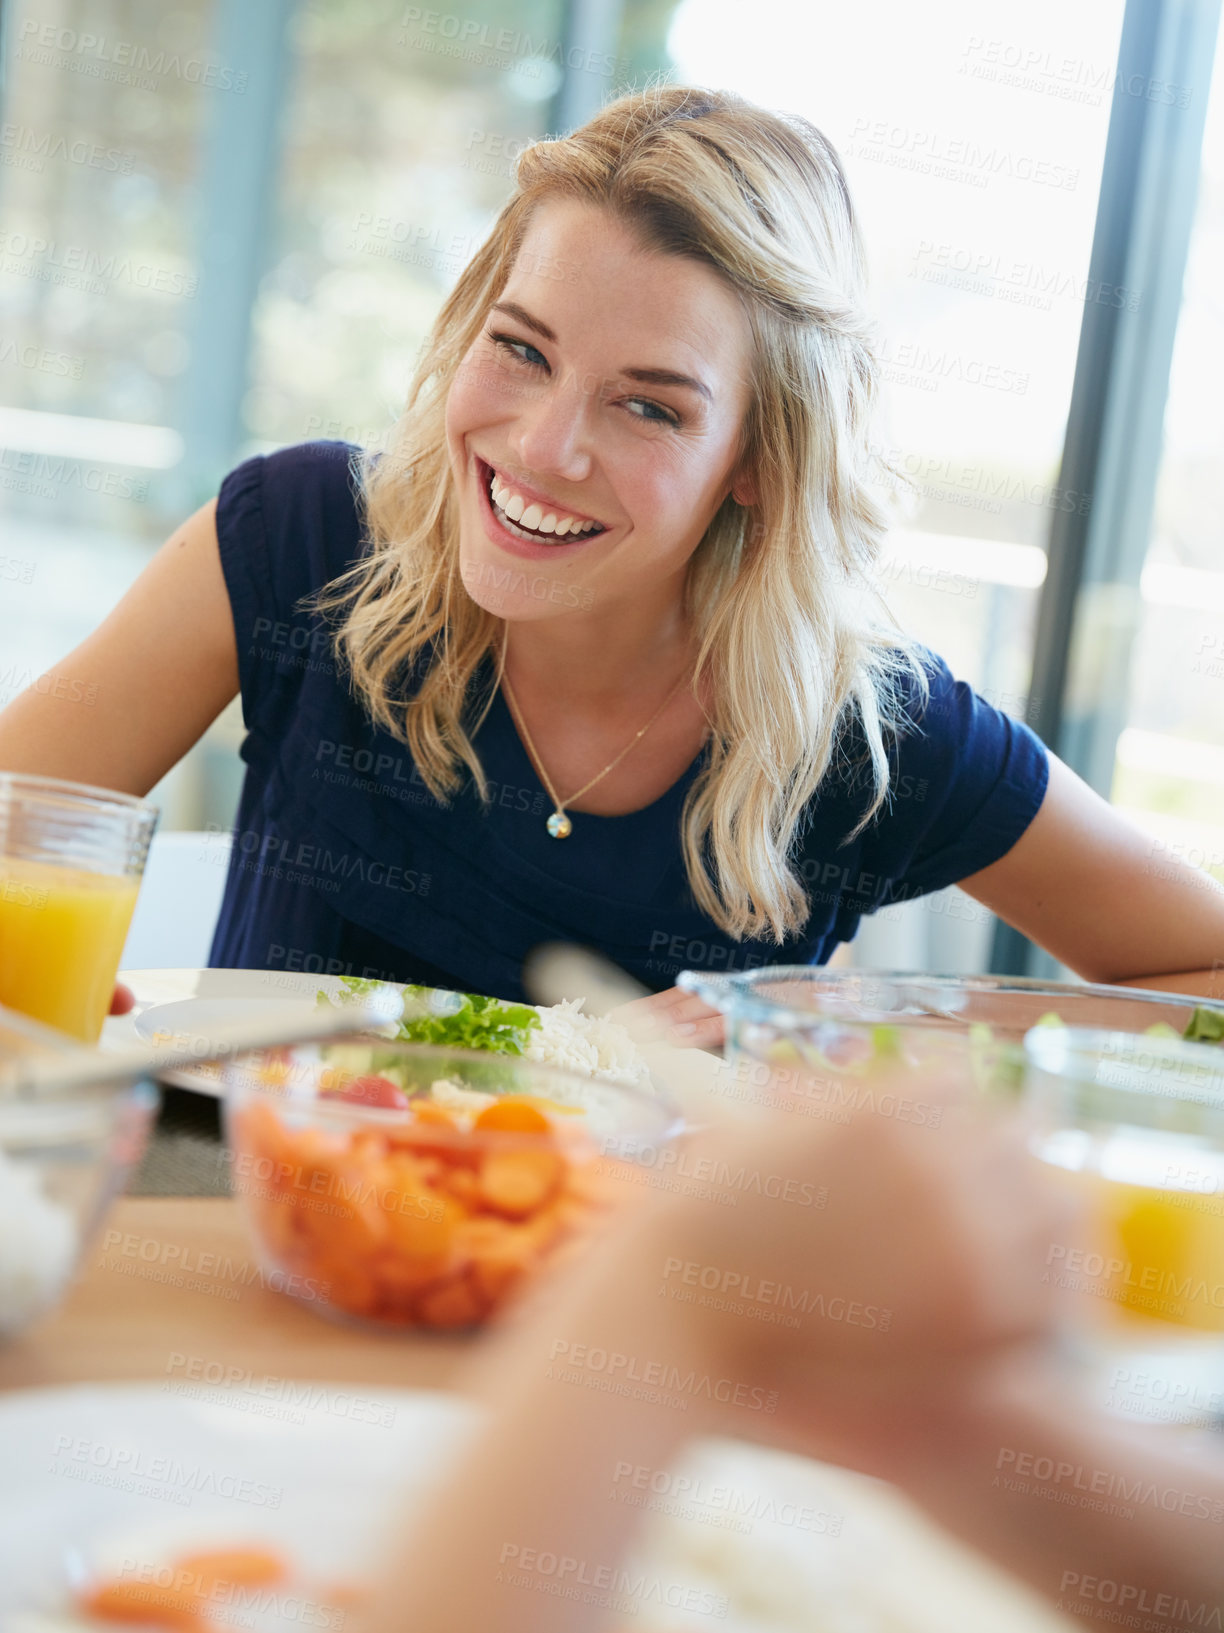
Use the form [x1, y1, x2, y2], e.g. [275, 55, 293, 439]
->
[0, 1147, 78, 1337]
[525, 998, 651, 1088]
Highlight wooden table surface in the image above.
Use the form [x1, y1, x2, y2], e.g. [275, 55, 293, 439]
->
[0, 1197, 473, 1393]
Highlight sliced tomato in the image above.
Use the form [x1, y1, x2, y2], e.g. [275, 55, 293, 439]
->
[320, 1074, 410, 1110]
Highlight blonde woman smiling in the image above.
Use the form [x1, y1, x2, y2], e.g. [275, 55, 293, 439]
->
[2, 85, 1222, 1023]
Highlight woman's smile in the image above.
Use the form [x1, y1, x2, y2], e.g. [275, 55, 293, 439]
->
[474, 454, 616, 562]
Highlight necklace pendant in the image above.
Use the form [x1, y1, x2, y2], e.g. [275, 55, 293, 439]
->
[546, 810, 573, 839]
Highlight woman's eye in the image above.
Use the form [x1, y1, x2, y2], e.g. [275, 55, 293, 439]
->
[485, 330, 679, 427]
[489, 332, 547, 369]
[625, 398, 679, 427]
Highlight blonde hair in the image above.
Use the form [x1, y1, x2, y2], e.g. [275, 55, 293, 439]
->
[313, 83, 927, 943]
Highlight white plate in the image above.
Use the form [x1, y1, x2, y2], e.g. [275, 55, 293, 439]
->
[99, 970, 725, 1115]
[0, 1384, 1070, 1631]
[0, 1382, 464, 1624]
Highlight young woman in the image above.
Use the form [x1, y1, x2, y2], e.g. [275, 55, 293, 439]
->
[2, 85, 1223, 1032]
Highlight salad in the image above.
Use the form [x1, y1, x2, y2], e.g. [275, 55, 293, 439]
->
[314, 976, 652, 1090]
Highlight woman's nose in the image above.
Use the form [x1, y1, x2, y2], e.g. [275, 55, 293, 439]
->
[508, 365, 594, 483]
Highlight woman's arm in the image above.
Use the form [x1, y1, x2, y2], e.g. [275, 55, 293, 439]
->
[365, 1092, 1224, 1632]
[363, 1216, 714, 1633]
[880, 1349, 1224, 1621]
[0, 499, 238, 797]
[961, 753, 1224, 993]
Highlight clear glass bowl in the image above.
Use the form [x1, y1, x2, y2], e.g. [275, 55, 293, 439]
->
[0, 1022, 158, 1340]
[678, 968, 1224, 1107]
[222, 1041, 683, 1332]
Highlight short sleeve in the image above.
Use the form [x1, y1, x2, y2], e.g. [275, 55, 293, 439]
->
[214, 439, 364, 747]
[859, 651, 1049, 903]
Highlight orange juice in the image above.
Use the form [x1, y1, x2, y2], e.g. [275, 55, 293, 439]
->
[1043, 1133, 1224, 1337]
[0, 855, 139, 1042]
[1092, 1167, 1224, 1334]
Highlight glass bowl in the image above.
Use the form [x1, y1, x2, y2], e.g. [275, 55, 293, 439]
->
[222, 1040, 683, 1332]
[0, 1017, 158, 1340]
[678, 968, 1224, 1110]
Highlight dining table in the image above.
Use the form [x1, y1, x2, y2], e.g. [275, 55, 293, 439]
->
[0, 965, 1083, 1633]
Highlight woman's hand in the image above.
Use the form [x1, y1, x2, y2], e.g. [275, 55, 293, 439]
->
[608, 985, 725, 1049]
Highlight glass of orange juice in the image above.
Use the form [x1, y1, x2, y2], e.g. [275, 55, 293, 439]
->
[1024, 1026, 1224, 1428]
[0, 774, 158, 1044]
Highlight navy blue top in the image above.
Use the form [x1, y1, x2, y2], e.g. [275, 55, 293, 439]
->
[208, 440, 1049, 1001]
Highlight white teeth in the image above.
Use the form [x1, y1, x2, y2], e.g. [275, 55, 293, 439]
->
[486, 466, 603, 537]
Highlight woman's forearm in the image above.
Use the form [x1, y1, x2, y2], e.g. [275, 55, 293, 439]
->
[1115, 968, 1224, 1001]
[886, 1353, 1224, 1621]
[363, 1221, 717, 1633]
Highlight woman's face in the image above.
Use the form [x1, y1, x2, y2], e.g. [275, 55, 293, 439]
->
[445, 199, 757, 623]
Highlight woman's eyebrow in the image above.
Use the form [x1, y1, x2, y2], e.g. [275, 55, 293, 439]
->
[489, 301, 714, 402]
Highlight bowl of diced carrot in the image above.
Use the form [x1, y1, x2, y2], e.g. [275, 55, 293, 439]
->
[222, 1041, 682, 1331]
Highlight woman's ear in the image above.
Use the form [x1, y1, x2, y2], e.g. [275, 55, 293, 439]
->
[731, 467, 758, 508]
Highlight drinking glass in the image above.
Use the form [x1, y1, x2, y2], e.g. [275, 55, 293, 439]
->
[0, 773, 158, 1043]
[1023, 1027, 1224, 1427]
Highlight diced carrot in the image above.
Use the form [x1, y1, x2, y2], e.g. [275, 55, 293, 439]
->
[174, 1548, 287, 1590]
[80, 1580, 207, 1630]
[416, 1272, 485, 1329]
[441, 1166, 481, 1208]
[458, 1217, 540, 1303]
[412, 1100, 459, 1127]
[383, 1189, 460, 1261]
[473, 1097, 551, 1135]
[478, 1149, 564, 1218]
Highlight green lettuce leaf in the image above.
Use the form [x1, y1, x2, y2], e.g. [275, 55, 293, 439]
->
[1182, 1006, 1224, 1044]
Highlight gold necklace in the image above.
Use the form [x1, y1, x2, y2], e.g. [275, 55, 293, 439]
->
[501, 669, 691, 838]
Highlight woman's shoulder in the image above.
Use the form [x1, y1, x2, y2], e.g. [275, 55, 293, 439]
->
[214, 438, 374, 657]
